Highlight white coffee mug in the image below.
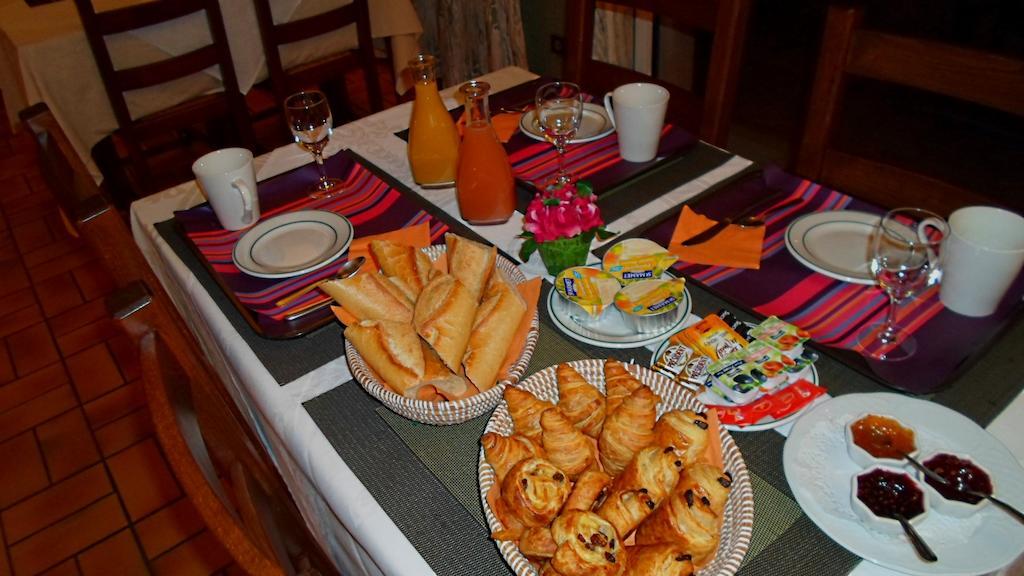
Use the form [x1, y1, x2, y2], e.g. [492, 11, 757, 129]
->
[192, 148, 259, 231]
[603, 83, 670, 162]
[938, 206, 1024, 317]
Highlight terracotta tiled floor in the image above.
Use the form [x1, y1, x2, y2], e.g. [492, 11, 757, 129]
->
[0, 98, 235, 575]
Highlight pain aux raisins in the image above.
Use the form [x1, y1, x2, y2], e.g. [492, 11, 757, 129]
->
[604, 552, 616, 563]
[590, 532, 608, 546]
[684, 489, 695, 507]
[553, 472, 564, 481]
[675, 554, 692, 562]
[694, 419, 709, 429]
[718, 476, 732, 488]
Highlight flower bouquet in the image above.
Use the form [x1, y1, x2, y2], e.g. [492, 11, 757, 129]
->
[519, 181, 614, 275]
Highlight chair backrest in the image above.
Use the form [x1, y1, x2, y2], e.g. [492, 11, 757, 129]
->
[251, 0, 382, 115]
[564, 0, 752, 147]
[795, 4, 1024, 216]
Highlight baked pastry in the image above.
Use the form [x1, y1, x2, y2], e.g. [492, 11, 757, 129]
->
[633, 484, 720, 565]
[676, 462, 732, 517]
[550, 511, 626, 576]
[564, 469, 613, 512]
[599, 386, 660, 476]
[344, 320, 423, 396]
[556, 363, 606, 437]
[445, 233, 496, 301]
[481, 432, 545, 484]
[413, 274, 478, 372]
[541, 408, 598, 479]
[652, 410, 710, 467]
[610, 445, 684, 506]
[322, 271, 413, 322]
[604, 359, 644, 416]
[519, 526, 557, 561]
[504, 386, 554, 442]
[400, 341, 474, 400]
[369, 240, 435, 301]
[595, 487, 657, 543]
[623, 544, 694, 576]
[492, 457, 571, 541]
[463, 277, 527, 391]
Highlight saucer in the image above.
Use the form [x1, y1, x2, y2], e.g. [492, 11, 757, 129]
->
[519, 103, 615, 144]
[546, 282, 691, 348]
[232, 210, 353, 279]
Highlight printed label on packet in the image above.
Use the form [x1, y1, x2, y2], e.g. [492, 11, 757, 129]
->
[601, 238, 678, 285]
[554, 267, 620, 318]
[654, 337, 711, 384]
[614, 279, 685, 316]
[711, 379, 827, 426]
[679, 314, 748, 361]
[749, 316, 811, 353]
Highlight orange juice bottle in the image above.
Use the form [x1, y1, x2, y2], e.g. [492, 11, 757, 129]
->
[456, 81, 515, 225]
[407, 54, 459, 186]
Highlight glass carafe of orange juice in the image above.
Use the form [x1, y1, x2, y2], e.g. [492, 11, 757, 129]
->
[407, 54, 459, 187]
[456, 81, 515, 225]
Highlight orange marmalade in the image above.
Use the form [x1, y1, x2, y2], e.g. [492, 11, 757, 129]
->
[851, 414, 916, 459]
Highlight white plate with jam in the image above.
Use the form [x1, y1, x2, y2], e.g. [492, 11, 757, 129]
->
[783, 393, 1024, 575]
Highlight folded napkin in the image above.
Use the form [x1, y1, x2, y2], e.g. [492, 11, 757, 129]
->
[457, 111, 524, 143]
[668, 206, 766, 270]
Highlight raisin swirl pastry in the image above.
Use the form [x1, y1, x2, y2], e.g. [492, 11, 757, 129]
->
[599, 386, 660, 477]
[492, 457, 571, 541]
[633, 484, 720, 565]
[623, 544, 695, 576]
[550, 511, 627, 576]
[481, 432, 545, 484]
[556, 363, 606, 437]
[676, 462, 732, 517]
[652, 409, 710, 467]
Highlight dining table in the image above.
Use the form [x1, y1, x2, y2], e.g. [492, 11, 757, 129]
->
[0, 0, 422, 183]
[129, 66, 1024, 576]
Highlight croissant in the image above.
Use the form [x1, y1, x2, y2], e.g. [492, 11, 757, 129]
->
[604, 359, 644, 416]
[541, 408, 598, 479]
[595, 487, 657, 541]
[550, 511, 627, 576]
[599, 386, 660, 476]
[633, 484, 720, 566]
[556, 363, 606, 437]
[623, 544, 695, 576]
[519, 526, 557, 561]
[652, 410, 710, 467]
[481, 432, 545, 484]
[492, 457, 571, 541]
[676, 462, 732, 517]
[564, 469, 613, 512]
[504, 386, 554, 442]
[610, 446, 684, 506]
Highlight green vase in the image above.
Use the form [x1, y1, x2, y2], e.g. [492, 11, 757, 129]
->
[537, 235, 591, 276]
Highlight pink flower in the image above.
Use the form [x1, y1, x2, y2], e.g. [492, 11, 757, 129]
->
[522, 182, 605, 243]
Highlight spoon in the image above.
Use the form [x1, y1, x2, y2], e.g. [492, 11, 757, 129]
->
[276, 256, 365, 308]
[893, 513, 937, 563]
[904, 453, 1024, 523]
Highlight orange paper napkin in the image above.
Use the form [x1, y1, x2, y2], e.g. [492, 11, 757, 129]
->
[346, 222, 432, 275]
[457, 111, 523, 143]
[669, 206, 766, 270]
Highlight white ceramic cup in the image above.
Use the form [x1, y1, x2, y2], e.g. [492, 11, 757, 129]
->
[936, 206, 1024, 317]
[192, 148, 259, 230]
[603, 83, 670, 162]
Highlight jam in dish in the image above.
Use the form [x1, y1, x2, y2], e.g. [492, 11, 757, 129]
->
[850, 414, 916, 459]
[857, 469, 926, 520]
[923, 453, 993, 505]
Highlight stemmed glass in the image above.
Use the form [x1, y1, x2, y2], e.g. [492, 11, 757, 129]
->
[861, 207, 947, 360]
[535, 82, 584, 189]
[284, 90, 343, 199]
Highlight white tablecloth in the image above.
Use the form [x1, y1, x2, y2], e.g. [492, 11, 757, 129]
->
[0, 0, 421, 182]
[129, 65, 1024, 576]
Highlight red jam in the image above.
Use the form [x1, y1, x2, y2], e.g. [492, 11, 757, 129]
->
[851, 414, 916, 460]
[923, 453, 993, 505]
[856, 469, 925, 520]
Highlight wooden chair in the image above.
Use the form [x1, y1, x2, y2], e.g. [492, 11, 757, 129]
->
[252, 0, 383, 127]
[795, 4, 1024, 216]
[74, 0, 255, 208]
[564, 0, 752, 147]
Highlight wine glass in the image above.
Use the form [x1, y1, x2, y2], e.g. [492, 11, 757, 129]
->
[285, 90, 343, 199]
[861, 207, 947, 360]
[535, 82, 584, 190]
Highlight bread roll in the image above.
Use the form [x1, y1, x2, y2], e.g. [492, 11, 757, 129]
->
[403, 341, 475, 401]
[322, 271, 413, 322]
[414, 274, 478, 372]
[344, 320, 423, 396]
[463, 278, 527, 391]
[369, 240, 435, 301]
[445, 233, 496, 301]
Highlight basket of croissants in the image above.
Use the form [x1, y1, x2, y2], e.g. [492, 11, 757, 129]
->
[333, 233, 539, 425]
[479, 359, 754, 576]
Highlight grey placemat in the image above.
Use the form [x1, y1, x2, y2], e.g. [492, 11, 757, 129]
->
[155, 219, 344, 384]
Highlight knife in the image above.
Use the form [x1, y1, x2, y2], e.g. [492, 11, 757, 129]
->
[679, 179, 791, 247]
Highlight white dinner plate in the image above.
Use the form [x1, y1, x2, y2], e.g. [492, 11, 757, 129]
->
[783, 393, 1024, 576]
[232, 210, 353, 279]
[784, 210, 881, 285]
[546, 278, 691, 349]
[519, 102, 615, 144]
